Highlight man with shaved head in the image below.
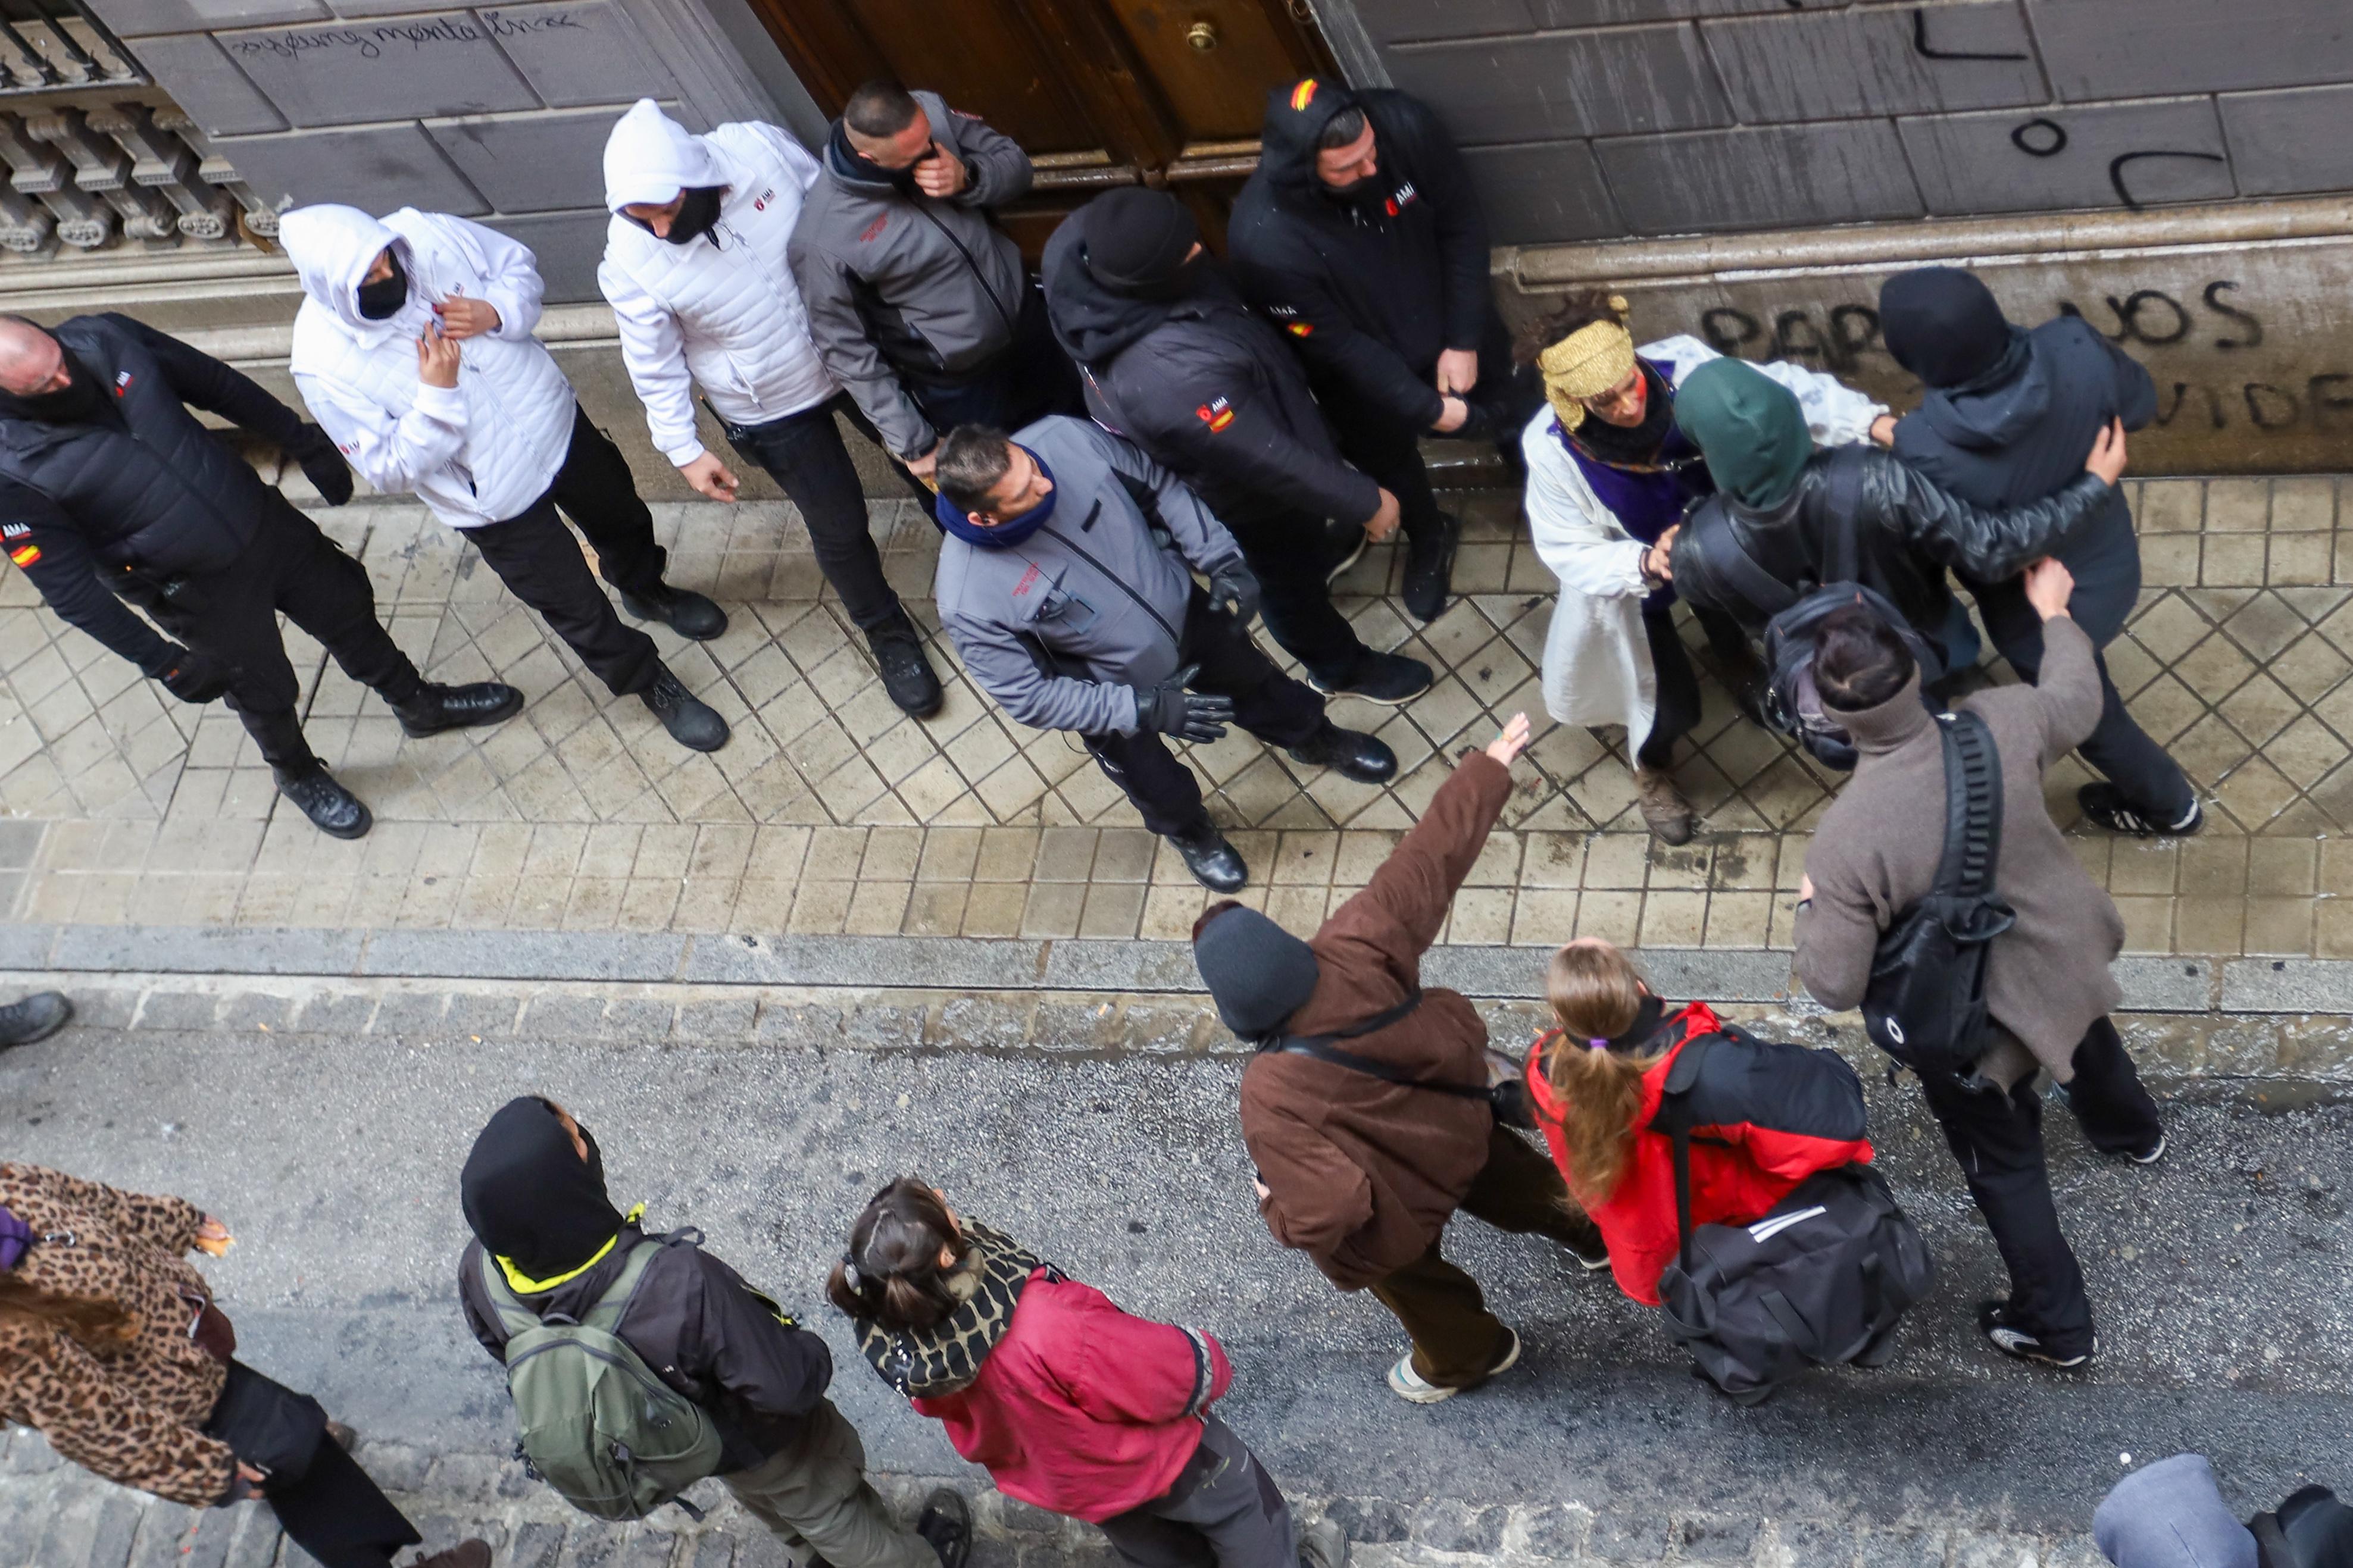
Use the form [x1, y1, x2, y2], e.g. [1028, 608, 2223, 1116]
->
[0, 312, 521, 837]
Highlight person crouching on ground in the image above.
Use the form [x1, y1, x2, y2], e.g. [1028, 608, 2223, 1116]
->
[1195, 713, 1610, 1405]
[1523, 939, 1874, 1307]
[830, 1177, 1346, 1568]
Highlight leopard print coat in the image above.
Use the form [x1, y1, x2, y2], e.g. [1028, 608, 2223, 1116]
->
[0, 1163, 233, 1506]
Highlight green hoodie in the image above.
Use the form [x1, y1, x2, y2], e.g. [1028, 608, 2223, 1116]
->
[1673, 357, 1813, 508]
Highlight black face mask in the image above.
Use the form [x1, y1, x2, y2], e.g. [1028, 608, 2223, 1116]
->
[661, 187, 725, 246]
[356, 251, 408, 320]
[12, 345, 107, 424]
[1321, 171, 1384, 206]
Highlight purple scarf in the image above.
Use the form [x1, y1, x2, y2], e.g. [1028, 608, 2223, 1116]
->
[1554, 370, 1712, 610]
[0, 1205, 33, 1271]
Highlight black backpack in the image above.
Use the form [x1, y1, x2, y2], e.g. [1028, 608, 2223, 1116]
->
[2254, 1486, 2353, 1568]
[1702, 449, 1943, 771]
[1860, 709, 2016, 1082]
[1653, 1032, 1936, 1406]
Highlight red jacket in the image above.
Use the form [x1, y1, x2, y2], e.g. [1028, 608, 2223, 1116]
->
[911, 1272, 1234, 1523]
[1524, 1002, 1874, 1307]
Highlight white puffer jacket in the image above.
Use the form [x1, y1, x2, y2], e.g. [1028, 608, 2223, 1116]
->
[598, 99, 836, 467]
[281, 204, 577, 529]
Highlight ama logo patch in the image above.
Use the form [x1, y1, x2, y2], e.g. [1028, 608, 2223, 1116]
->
[5, 522, 37, 569]
[1194, 396, 1235, 433]
[1385, 182, 1420, 218]
[754, 187, 776, 211]
[113, 371, 133, 397]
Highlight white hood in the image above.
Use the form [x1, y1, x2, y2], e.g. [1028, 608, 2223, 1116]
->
[602, 98, 724, 213]
[279, 203, 427, 345]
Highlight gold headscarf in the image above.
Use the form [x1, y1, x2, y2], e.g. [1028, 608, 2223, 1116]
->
[1538, 296, 1635, 431]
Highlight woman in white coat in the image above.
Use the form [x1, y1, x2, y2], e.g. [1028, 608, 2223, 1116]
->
[1521, 293, 1889, 843]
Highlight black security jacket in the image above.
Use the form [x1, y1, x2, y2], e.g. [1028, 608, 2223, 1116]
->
[1227, 84, 1488, 431]
[1670, 445, 2113, 640]
[458, 1226, 833, 1475]
[1043, 211, 1379, 530]
[0, 314, 320, 673]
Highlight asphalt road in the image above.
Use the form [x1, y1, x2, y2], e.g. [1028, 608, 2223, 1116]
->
[2, 1016, 2346, 1536]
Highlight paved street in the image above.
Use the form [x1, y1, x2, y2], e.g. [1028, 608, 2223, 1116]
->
[0, 1004, 2346, 1567]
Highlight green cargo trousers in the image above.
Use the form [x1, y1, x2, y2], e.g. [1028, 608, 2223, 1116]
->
[723, 1397, 936, 1568]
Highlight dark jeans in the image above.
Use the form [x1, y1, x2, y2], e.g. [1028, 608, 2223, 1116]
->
[1218, 506, 1370, 688]
[1365, 1125, 1604, 1387]
[1085, 592, 1327, 837]
[204, 1362, 420, 1568]
[1095, 1416, 1298, 1568]
[902, 281, 1085, 464]
[1636, 600, 1755, 769]
[1322, 315, 1540, 547]
[1915, 1017, 2162, 1357]
[144, 497, 424, 778]
[724, 390, 904, 633]
[467, 408, 665, 697]
[1967, 574, 2195, 824]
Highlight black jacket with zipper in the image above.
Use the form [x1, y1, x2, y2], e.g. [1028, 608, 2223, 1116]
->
[458, 1225, 833, 1475]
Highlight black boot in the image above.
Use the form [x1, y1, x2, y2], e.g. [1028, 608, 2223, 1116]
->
[0, 992, 71, 1049]
[1401, 510, 1460, 624]
[279, 767, 371, 838]
[914, 1488, 972, 1568]
[867, 612, 944, 718]
[640, 668, 730, 752]
[1288, 722, 1398, 784]
[621, 582, 727, 640]
[1167, 820, 1246, 893]
[392, 681, 524, 738]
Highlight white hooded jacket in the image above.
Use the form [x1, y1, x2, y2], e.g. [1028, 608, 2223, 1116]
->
[280, 204, 577, 528]
[598, 99, 836, 467]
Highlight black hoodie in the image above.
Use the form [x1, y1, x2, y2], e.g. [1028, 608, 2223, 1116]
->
[1226, 83, 1489, 431]
[1042, 201, 1380, 530]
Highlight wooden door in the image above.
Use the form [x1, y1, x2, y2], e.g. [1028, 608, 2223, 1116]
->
[748, 0, 1334, 252]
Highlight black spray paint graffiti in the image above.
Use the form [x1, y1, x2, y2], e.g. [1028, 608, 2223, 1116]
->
[1698, 281, 2346, 437]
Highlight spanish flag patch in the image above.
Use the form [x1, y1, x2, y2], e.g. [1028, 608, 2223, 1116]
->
[1195, 396, 1235, 432]
[1288, 322, 1313, 337]
[1290, 79, 1318, 111]
[9, 543, 39, 568]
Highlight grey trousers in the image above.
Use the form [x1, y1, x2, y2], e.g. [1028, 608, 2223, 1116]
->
[724, 1398, 935, 1568]
[1094, 1416, 1298, 1568]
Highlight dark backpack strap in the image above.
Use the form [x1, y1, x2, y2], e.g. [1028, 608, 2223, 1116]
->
[1821, 447, 1868, 585]
[1111, 468, 1177, 552]
[1932, 710, 2004, 900]
[1704, 512, 1800, 618]
[1261, 992, 1495, 1101]
[1668, 1116, 1696, 1277]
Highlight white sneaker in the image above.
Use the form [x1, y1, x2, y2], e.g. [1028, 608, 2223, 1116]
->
[1386, 1327, 1520, 1403]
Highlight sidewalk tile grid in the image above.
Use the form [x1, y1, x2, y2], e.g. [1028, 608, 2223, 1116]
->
[2, 478, 2349, 959]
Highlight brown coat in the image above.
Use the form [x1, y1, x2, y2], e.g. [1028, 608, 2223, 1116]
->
[0, 1164, 233, 1507]
[1239, 751, 1510, 1290]
[1794, 613, 2124, 1088]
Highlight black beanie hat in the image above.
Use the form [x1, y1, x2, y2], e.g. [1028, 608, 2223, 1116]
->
[460, 1096, 626, 1281]
[1878, 266, 2013, 389]
[1083, 187, 1201, 295]
[1192, 904, 1320, 1040]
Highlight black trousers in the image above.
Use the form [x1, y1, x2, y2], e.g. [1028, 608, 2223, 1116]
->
[204, 1362, 420, 1568]
[143, 498, 424, 778]
[467, 407, 666, 697]
[724, 390, 902, 633]
[1219, 507, 1370, 688]
[1095, 1416, 1297, 1568]
[1636, 600, 1755, 769]
[1967, 575, 2195, 824]
[1321, 314, 1540, 548]
[1915, 1017, 2163, 1357]
[902, 280, 1085, 462]
[1085, 593, 1328, 836]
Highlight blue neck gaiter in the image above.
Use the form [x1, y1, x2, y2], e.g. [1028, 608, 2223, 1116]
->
[933, 447, 1057, 547]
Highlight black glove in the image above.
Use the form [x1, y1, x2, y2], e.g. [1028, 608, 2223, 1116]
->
[1207, 561, 1261, 624]
[288, 424, 354, 506]
[154, 645, 230, 703]
[1136, 663, 1233, 743]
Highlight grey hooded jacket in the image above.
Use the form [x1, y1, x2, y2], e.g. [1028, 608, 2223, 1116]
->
[788, 91, 1030, 459]
[935, 416, 1246, 737]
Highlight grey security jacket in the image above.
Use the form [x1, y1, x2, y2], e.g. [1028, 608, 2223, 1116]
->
[935, 415, 1246, 737]
[789, 91, 1030, 459]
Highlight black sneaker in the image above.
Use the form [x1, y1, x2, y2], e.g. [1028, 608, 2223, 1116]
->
[392, 681, 524, 738]
[640, 668, 730, 752]
[1401, 511, 1460, 624]
[1977, 1300, 2095, 1368]
[0, 992, 71, 1049]
[867, 615, 944, 718]
[914, 1488, 971, 1568]
[2079, 783, 2202, 837]
[279, 768, 371, 838]
[621, 583, 727, 640]
[1287, 723, 1397, 784]
[1310, 650, 1433, 706]
[1168, 821, 1247, 893]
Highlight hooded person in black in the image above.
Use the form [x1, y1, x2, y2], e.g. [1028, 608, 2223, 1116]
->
[1227, 78, 1541, 624]
[1879, 267, 2198, 837]
[456, 1096, 971, 1568]
[1042, 186, 1433, 705]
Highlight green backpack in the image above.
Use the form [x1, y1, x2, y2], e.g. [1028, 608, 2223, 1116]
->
[482, 1234, 726, 1521]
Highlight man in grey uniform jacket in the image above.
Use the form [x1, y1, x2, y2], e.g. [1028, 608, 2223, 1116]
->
[932, 416, 1396, 892]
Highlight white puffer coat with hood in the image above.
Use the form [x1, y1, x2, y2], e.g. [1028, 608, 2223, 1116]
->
[598, 99, 836, 468]
[280, 204, 577, 528]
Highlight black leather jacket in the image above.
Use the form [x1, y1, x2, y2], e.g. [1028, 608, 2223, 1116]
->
[1670, 445, 2112, 640]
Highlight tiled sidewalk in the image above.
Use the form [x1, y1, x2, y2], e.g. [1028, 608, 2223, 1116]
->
[4, 475, 2353, 959]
